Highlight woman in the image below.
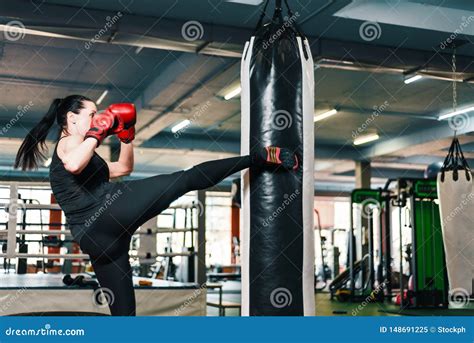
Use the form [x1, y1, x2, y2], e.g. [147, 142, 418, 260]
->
[14, 94, 298, 316]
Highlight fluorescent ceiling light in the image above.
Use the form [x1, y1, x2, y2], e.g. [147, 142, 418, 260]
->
[404, 74, 423, 84]
[314, 109, 338, 122]
[353, 133, 379, 145]
[226, 0, 264, 5]
[224, 86, 241, 100]
[96, 90, 108, 105]
[438, 106, 474, 121]
[0, 24, 73, 39]
[171, 119, 191, 133]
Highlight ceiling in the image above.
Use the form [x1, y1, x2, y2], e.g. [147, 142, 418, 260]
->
[1, 0, 474, 193]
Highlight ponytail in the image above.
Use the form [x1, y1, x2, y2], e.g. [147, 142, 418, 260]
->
[14, 99, 61, 170]
[15, 95, 93, 170]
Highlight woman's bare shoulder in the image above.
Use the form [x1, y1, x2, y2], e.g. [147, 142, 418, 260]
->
[57, 135, 83, 160]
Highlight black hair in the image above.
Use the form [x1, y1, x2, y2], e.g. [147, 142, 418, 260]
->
[14, 94, 93, 170]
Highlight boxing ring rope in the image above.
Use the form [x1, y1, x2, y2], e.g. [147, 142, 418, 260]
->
[0, 253, 194, 259]
[0, 230, 69, 235]
[0, 253, 90, 259]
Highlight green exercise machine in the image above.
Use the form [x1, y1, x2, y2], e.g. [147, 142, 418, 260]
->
[330, 178, 448, 309]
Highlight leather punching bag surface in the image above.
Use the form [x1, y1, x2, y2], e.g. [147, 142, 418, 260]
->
[240, 2, 315, 316]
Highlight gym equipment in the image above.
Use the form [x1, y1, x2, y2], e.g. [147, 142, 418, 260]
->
[137, 203, 200, 283]
[330, 255, 371, 302]
[435, 46, 473, 306]
[240, 0, 315, 316]
[327, 228, 345, 280]
[1, 184, 200, 271]
[314, 209, 331, 291]
[63, 274, 99, 288]
[331, 179, 449, 309]
[329, 189, 387, 303]
[437, 137, 474, 302]
[390, 178, 449, 308]
[207, 264, 241, 282]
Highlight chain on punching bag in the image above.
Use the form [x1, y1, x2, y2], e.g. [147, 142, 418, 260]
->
[240, 0, 315, 316]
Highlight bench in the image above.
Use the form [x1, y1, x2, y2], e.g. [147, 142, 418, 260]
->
[206, 283, 241, 316]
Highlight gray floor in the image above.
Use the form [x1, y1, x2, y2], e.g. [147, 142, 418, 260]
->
[206, 281, 474, 316]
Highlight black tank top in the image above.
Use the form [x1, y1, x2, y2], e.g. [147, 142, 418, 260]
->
[49, 137, 110, 228]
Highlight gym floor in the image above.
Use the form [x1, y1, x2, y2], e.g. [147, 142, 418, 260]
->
[207, 288, 474, 317]
[0, 0, 473, 319]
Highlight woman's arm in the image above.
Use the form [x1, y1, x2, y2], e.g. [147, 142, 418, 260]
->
[58, 135, 97, 175]
[107, 142, 134, 179]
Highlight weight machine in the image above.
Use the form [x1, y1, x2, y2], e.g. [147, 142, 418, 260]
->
[329, 179, 449, 309]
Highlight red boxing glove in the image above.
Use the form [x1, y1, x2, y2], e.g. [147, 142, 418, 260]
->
[105, 103, 136, 134]
[117, 126, 135, 144]
[84, 111, 116, 146]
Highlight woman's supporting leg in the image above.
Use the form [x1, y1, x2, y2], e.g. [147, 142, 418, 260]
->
[79, 233, 136, 316]
[91, 252, 136, 316]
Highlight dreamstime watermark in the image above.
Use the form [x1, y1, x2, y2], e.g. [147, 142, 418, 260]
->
[270, 287, 293, 308]
[3, 20, 26, 41]
[352, 101, 389, 139]
[448, 112, 470, 131]
[192, 199, 205, 217]
[442, 191, 474, 227]
[0, 101, 34, 136]
[84, 190, 123, 227]
[262, 189, 300, 227]
[261, 12, 300, 50]
[359, 21, 381, 42]
[448, 287, 470, 308]
[0, 287, 26, 314]
[360, 198, 381, 219]
[351, 280, 389, 315]
[92, 287, 115, 308]
[5, 324, 85, 337]
[440, 16, 474, 50]
[181, 20, 204, 41]
[174, 283, 207, 315]
[173, 101, 212, 138]
[5, 201, 26, 220]
[270, 110, 293, 130]
[84, 12, 123, 50]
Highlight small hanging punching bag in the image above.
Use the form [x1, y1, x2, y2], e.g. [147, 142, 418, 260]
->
[240, 0, 315, 316]
[437, 137, 474, 302]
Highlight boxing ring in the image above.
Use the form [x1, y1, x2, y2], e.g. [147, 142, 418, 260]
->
[0, 182, 206, 316]
[0, 274, 205, 316]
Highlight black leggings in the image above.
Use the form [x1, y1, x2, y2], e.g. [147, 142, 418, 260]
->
[78, 155, 253, 316]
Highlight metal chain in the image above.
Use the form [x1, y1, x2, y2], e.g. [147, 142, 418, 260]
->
[452, 48, 457, 113]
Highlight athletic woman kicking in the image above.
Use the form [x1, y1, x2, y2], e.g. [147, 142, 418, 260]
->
[14, 94, 298, 316]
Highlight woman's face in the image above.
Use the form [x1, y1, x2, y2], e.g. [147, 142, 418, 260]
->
[70, 100, 97, 136]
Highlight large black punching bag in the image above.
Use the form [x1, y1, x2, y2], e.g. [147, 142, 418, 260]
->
[240, 0, 315, 316]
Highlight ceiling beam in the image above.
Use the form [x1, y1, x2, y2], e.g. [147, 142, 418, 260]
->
[0, 74, 136, 92]
[362, 121, 474, 159]
[2, 2, 474, 75]
[132, 53, 201, 143]
[336, 105, 438, 121]
[133, 56, 237, 144]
